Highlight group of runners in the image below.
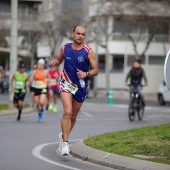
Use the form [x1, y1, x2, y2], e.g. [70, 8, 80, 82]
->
[10, 59, 60, 121]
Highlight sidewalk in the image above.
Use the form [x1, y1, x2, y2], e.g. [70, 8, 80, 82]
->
[70, 140, 170, 170]
[88, 90, 157, 102]
[0, 107, 34, 116]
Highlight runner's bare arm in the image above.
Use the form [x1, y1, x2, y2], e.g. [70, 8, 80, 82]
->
[88, 49, 99, 77]
[46, 70, 51, 87]
[29, 71, 34, 84]
[10, 74, 15, 91]
[49, 46, 64, 66]
[25, 73, 30, 88]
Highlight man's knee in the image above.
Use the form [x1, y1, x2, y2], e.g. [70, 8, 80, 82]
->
[63, 108, 72, 118]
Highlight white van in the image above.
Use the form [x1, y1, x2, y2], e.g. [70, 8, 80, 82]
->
[158, 81, 170, 105]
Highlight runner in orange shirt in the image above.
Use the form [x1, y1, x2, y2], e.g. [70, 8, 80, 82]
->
[30, 59, 50, 122]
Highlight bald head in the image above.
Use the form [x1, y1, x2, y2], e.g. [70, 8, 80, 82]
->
[73, 25, 85, 32]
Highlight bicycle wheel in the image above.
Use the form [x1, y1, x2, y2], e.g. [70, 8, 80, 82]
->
[128, 98, 135, 121]
[137, 100, 144, 121]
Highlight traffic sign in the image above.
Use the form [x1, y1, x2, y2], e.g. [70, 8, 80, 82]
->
[164, 49, 170, 91]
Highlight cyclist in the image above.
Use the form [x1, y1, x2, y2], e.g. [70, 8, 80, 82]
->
[48, 65, 60, 113]
[10, 63, 29, 121]
[29, 59, 50, 122]
[124, 59, 148, 107]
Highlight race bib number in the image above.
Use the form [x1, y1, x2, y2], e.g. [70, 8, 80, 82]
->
[15, 81, 24, 89]
[50, 79, 57, 85]
[64, 81, 78, 95]
[34, 81, 44, 88]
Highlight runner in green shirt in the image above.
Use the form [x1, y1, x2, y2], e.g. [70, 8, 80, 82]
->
[10, 63, 29, 121]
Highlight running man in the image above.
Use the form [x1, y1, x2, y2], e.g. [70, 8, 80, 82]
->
[48, 65, 60, 113]
[10, 63, 29, 121]
[30, 59, 50, 122]
[49, 25, 99, 155]
[28, 63, 37, 108]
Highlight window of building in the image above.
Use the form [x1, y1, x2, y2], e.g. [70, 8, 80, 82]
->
[149, 56, 164, 65]
[113, 16, 169, 42]
[127, 55, 135, 66]
[98, 54, 105, 72]
[0, 1, 10, 13]
[112, 55, 124, 72]
[114, 17, 146, 34]
[127, 55, 145, 66]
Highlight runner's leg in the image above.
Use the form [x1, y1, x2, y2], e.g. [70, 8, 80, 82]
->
[60, 92, 73, 142]
[69, 98, 82, 133]
[39, 94, 47, 111]
[53, 90, 58, 112]
[48, 89, 53, 110]
[46, 90, 49, 110]
[34, 95, 40, 114]
[17, 99, 23, 120]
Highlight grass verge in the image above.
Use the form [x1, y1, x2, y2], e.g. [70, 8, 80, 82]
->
[0, 104, 29, 110]
[84, 123, 170, 165]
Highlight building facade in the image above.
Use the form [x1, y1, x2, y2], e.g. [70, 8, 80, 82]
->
[87, 0, 170, 93]
[0, 0, 42, 71]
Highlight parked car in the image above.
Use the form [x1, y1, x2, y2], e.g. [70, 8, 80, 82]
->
[0, 76, 9, 93]
[158, 81, 170, 105]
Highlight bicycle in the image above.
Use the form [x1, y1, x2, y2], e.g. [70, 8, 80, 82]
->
[128, 85, 145, 121]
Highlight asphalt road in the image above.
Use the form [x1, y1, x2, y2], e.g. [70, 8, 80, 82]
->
[0, 93, 170, 170]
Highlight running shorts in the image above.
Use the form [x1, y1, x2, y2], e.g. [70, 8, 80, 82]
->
[29, 86, 35, 92]
[48, 87, 59, 95]
[59, 79, 88, 103]
[13, 90, 26, 104]
[34, 88, 47, 96]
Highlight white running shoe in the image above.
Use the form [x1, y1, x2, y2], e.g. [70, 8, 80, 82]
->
[59, 142, 70, 156]
[59, 132, 63, 146]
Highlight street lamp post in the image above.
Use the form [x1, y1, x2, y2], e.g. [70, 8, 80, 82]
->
[9, 0, 18, 109]
[93, 0, 99, 97]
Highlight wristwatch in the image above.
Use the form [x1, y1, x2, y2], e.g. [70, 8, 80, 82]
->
[86, 72, 89, 78]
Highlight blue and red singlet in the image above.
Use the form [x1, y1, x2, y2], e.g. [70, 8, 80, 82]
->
[60, 43, 91, 102]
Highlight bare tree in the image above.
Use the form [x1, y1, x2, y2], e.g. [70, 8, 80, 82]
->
[19, 30, 42, 66]
[0, 16, 10, 47]
[40, 0, 89, 60]
[88, 0, 170, 92]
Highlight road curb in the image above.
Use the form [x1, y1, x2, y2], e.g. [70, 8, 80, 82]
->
[0, 107, 34, 116]
[70, 140, 170, 170]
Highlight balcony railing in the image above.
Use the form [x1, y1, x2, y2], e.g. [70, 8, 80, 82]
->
[112, 32, 169, 42]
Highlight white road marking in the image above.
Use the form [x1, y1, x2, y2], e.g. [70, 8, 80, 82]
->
[82, 111, 94, 117]
[146, 114, 170, 118]
[32, 140, 83, 170]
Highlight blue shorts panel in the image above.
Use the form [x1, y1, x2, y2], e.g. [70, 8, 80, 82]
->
[73, 88, 88, 103]
[48, 88, 59, 95]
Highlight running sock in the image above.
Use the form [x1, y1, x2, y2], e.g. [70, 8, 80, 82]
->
[17, 107, 22, 121]
[40, 107, 44, 112]
[63, 141, 69, 143]
[18, 106, 22, 114]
